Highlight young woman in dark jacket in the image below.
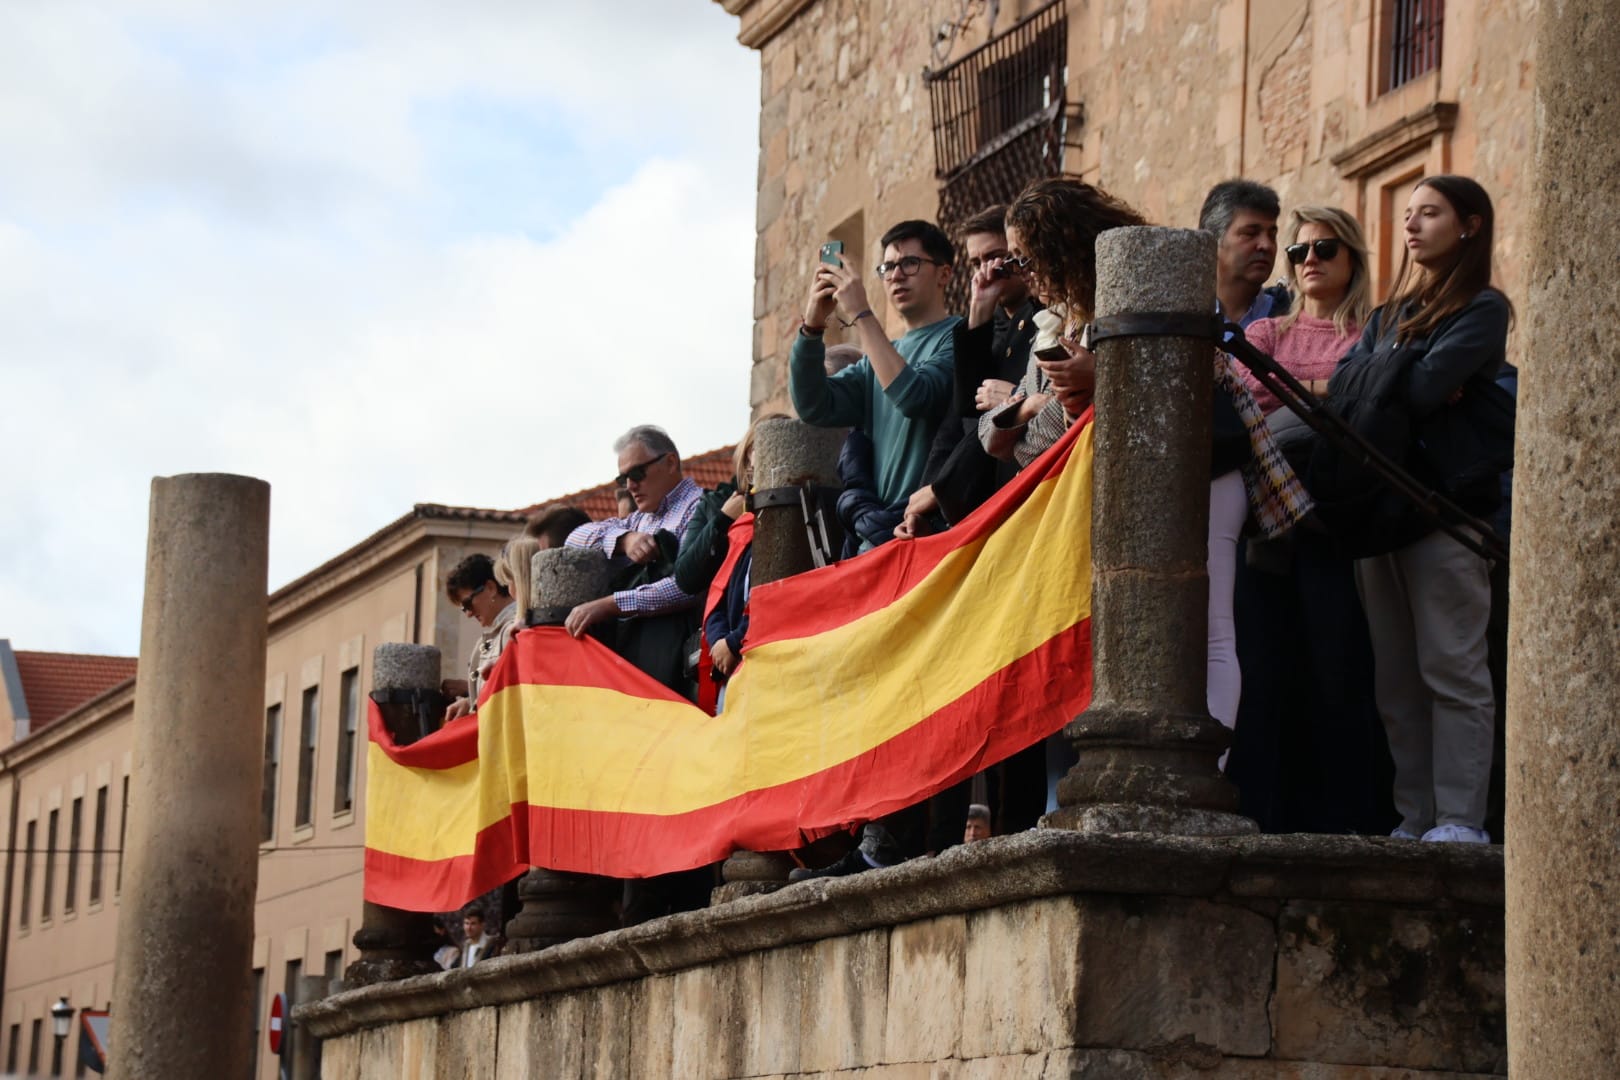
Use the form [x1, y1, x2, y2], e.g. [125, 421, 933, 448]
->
[1332, 175, 1512, 845]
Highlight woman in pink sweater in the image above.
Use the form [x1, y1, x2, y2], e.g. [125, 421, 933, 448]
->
[1227, 206, 1391, 836]
[1241, 206, 1372, 412]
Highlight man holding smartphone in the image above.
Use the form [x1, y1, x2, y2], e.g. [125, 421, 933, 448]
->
[789, 220, 960, 553]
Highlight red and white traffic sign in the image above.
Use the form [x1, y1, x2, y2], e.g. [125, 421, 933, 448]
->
[268, 992, 287, 1055]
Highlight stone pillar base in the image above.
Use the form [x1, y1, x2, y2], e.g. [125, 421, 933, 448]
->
[713, 850, 795, 904]
[503, 870, 619, 953]
[1042, 803, 1257, 836]
[346, 901, 441, 988]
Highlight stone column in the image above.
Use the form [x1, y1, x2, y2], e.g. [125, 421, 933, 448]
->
[714, 418, 846, 902]
[344, 643, 444, 987]
[1044, 228, 1254, 837]
[1507, 5, 1620, 1072]
[503, 547, 621, 952]
[107, 474, 269, 1080]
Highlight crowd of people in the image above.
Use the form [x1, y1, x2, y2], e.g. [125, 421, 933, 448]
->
[426, 171, 1515, 935]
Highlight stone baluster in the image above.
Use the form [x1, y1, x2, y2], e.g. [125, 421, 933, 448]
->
[1044, 227, 1255, 837]
[107, 474, 269, 1080]
[502, 547, 621, 952]
[344, 643, 446, 987]
[714, 418, 847, 903]
[1507, 5, 1620, 1072]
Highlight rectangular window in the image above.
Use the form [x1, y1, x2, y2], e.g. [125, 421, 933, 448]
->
[261, 703, 282, 843]
[90, 787, 107, 905]
[116, 776, 129, 895]
[6, 1021, 17, 1073]
[65, 797, 82, 914]
[1385, 0, 1444, 92]
[294, 686, 319, 828]
[333, 667, 360, 814]
[27, 1018, 40, 1076]
[20, 820, 34, 928]
[249, 968, 264, 1080]
[324, 948, 343, 983]
[43, 808, 59, 921]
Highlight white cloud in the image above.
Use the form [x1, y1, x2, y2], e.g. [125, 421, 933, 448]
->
[0, 1, 761, 654]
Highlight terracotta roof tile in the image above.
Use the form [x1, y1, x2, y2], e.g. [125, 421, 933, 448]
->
[13, 651, 138, 732]
[519, 446, 737, 521]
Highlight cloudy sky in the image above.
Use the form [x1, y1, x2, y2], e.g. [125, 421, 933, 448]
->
[0, 1, 761, 656]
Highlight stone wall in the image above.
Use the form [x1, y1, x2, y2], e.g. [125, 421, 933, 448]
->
[732, 0, 1538, 419]
[304, 833, 1505, 1079]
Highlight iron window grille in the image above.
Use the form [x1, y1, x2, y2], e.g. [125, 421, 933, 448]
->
[1386, 0, 1443, 92]
[926, 0, 1070, 311]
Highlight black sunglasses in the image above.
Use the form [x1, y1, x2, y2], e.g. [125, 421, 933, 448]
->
[614, 453, 669, 487]
[1285, 238, 1344, 265]
[459, 581, 487, 614]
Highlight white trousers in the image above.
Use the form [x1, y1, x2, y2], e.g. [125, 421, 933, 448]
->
[1208, 470, 1247, 730]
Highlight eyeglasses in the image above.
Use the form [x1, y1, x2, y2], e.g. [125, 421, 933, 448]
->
[614, 453, 669, 486]
[1284, 238, 1344, 265]
[458, 582, 487, 615]
[875, 256, 946, 279]
[1002, 255, 1033, 275]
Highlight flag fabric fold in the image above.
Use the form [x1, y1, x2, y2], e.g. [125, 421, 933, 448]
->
[365, 414, 1096, 912]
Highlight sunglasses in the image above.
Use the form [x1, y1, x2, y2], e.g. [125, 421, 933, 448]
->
[1284, 238, 1344, 265]
[459, 581, 487, 615]
[614, 453, 669, 487]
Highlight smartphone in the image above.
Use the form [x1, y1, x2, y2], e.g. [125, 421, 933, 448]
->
[819, 241, 844, 267]
[1033, 343, 1069, 362]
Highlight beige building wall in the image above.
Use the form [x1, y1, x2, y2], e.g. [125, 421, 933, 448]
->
[727, 0, 1536, 417]
[0, 509, 519, 1079]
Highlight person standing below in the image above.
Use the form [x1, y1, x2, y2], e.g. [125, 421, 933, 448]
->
[1200, 179, 1291, 327]
[1337, 176, 1511, 844]
[459, 910, 500, 967]
[1227, 207, 1386, 833]
[791, 221, 960, 552]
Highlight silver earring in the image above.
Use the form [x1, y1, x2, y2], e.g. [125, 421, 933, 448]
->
[1460, 233, 1470, 239]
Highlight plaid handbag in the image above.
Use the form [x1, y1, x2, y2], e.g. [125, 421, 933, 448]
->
[1215, 354, 1314, 538]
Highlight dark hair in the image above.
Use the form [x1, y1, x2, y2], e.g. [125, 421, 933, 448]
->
[1199, 179, 1282, 238]
[1005, 177, 1148, 322]
[957, 205, 1009, 240]
[880, 219, 954, 266]
[462, 909, 484, 924]
[524, 504, 591, 547]
[445, 553, 506, 601]
[1382, 174, 1513, 343]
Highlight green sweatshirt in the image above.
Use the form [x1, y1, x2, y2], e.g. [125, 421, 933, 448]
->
[789, 315, 960, 506]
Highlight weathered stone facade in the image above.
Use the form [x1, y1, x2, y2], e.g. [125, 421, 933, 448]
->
[303, 832, 1506, 1078]
[725, 0, 1538, 418]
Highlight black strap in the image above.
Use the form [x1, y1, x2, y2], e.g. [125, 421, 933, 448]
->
[749, 484, 838, 511]
[1088, 311, 1221, 346]
[527, 605, 573, 627]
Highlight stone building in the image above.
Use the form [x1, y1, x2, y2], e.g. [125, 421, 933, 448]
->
[720, 0, 1537, 417]
[0, 449, 733, 1079]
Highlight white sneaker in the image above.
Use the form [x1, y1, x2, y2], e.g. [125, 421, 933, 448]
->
[1390, 827, 1420, 840]
[1421, 824, 1491, 844]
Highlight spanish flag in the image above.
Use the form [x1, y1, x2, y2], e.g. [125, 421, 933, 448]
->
[364, 414, 1096, 912]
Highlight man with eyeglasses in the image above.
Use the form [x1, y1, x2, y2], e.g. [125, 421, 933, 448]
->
[562, 425, 703, 649]
[898, 204, 1043, 541]
[441, 553, 517, 721]
[790, 220, 961, 552]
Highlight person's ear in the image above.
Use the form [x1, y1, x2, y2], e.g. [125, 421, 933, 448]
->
[1462, 214, 1483, 239]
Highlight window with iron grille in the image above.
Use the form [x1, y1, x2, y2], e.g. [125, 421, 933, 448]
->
[926, 0, 1069, 310]
[1385, 0, 1443, 92]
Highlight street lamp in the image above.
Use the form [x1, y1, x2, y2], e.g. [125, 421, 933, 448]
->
[50, 997, 72, 1040]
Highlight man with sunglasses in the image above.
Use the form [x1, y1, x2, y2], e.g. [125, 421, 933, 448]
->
[562, 425, 704, 642]
[791, 220, 960, 552]
[441, 553, 517, 722]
